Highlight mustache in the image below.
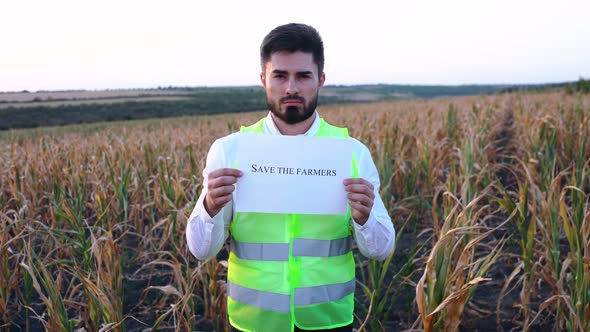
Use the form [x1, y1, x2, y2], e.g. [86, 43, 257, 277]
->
[280, 96, 305, 103]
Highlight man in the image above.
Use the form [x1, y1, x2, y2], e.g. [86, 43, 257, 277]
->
[187, 23, 395, 332]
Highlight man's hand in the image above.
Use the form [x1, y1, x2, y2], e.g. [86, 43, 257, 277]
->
[343, 178, 375, 225]
[204, 168, 243, 217]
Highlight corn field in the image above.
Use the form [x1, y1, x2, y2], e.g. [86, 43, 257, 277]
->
[1, 91, 589, 331]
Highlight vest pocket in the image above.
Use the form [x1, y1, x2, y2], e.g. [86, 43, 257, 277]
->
[228, 252, 290, 295]
[293, 292, 354, 329]
[228, 296, 292, 332]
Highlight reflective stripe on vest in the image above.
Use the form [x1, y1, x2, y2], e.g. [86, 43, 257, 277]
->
[293, 236, 351, 257]
[232, 242, 289, 261]
[228, 281, 291, 313]
[228, 279, 355, 311]
[232, 236, 352, 261]
[294, 279, 356, 306]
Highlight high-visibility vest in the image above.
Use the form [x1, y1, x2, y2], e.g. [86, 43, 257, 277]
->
[227, 117, 358, 332]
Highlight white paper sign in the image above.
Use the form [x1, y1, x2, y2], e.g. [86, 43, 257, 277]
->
[235, 133, 352, 214]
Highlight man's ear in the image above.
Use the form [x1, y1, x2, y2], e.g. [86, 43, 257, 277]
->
[319, 72, 326, 88]
[260, 71, 266, 88]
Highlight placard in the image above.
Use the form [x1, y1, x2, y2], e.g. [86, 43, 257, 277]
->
[235, 133, 352, 214]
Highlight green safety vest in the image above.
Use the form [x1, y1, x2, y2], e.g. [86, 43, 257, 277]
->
[227, 117, 358, 332]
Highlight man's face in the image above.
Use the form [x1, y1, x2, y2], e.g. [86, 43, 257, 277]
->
[261, 51, 325, 125]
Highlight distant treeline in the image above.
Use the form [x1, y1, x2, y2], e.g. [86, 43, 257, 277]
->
[0, 83, 576, 130]
[328, 84, 508, 99]
[496, 79, 588, 95]
[565, 78, 590, 94]
[0, 88, 266, 130]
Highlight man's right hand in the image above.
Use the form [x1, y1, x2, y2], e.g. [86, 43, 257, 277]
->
[204, 168, 243, 217]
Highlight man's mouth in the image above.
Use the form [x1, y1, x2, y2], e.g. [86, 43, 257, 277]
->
[283, 101, 302, 106]
[281, 97, 304, 105]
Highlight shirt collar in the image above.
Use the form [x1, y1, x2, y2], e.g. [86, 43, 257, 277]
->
[262, 111, 321, 136]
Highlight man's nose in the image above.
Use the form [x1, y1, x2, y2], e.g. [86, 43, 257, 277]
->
[285, 77, 299, 95]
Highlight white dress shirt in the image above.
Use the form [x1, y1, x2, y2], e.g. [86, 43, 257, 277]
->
[186, 112, 395, 261]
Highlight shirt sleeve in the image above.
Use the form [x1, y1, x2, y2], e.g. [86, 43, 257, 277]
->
[350, 141, 396, 261]
[186, 138, 233, 260]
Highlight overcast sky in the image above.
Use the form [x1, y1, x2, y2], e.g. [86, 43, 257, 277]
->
[1, 0, 589, 92]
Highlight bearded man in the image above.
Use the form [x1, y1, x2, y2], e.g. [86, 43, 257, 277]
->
[187, 23, 395, 332]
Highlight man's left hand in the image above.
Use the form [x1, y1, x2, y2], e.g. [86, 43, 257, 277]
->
[343, 178, 375, 225]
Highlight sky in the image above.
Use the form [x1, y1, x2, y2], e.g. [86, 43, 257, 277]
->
[1, 0, 589, 92]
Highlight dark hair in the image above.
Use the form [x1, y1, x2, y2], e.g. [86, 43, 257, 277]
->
[260, 23, 324, 75]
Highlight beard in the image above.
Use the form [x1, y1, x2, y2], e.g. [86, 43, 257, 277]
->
[267, 92, 319, 125]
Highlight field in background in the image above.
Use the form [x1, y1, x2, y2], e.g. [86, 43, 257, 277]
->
[1, 91, 589, 331]
[0, 89, 195, 103]
[1, 83, 560, 130]
[0, 84, 510, 105]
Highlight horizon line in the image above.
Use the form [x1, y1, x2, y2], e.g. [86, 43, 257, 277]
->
[0, 79, 584, 94]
